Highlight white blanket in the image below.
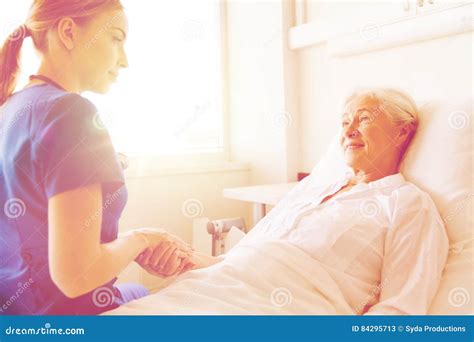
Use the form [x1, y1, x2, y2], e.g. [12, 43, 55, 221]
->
[106, 171, 448, 315]
[104, 240, 355, 315]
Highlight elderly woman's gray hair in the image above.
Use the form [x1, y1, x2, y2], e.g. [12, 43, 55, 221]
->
[343, 87, 419, 151]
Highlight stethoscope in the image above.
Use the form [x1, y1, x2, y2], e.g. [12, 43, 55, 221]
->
[29, 74, 66, 91]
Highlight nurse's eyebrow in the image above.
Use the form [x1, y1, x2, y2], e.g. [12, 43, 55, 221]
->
[111, 27, 127, 40]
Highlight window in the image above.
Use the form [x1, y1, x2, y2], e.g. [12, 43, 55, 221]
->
[2, 0, 226, 158]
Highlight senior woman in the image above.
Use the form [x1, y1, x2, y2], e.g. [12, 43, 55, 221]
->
[109, 87, 449, 315]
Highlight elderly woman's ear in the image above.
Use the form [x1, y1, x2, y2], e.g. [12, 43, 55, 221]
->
[395, 123, 414, 148]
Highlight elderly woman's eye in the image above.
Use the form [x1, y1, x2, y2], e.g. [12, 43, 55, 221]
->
[360, 116, 370, 123]
[342, 121, 349, 127]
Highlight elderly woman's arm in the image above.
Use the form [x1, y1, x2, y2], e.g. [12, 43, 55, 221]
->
[189, 251, 225, 270]
[364, 188, 449, 315]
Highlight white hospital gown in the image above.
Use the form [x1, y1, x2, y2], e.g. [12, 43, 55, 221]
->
[239, 171, 449, 315]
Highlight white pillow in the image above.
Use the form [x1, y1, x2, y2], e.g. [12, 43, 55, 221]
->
[309, 97, 473, 314]
[401, 98, 473, 315]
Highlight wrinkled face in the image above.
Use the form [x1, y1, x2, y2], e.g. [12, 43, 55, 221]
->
[339, 97, 405, 173]
[73, 9, 128, 93]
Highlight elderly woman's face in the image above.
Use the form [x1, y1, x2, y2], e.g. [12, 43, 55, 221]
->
[339, 98, 406, 173]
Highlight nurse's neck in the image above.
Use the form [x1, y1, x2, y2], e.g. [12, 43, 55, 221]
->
[28, 61, 82, 94]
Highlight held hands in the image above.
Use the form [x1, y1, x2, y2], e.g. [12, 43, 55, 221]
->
[133, 228, 196, 277]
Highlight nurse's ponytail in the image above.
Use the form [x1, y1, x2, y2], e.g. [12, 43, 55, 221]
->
[0, 0, 123, 106]
[0, 25, 30, 106]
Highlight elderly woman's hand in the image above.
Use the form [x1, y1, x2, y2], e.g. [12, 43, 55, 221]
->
[136, 244, 195, 277]
[133, 228, 195, 277]
[186, 251, 224, 271]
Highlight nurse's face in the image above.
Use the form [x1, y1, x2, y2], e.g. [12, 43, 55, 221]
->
[339, 98, 406, 174]
[74, 9, 129, 93]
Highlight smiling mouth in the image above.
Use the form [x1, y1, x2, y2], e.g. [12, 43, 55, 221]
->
[345, 144, 364, 151]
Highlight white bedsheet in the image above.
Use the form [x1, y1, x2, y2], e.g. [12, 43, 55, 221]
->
[106, 171, 448, 315]
[105, 239, 354, 315]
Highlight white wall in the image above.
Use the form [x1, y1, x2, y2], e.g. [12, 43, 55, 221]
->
[227, 0, 300, 184]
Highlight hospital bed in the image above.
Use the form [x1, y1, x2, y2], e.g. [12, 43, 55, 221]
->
[212, 96, 473, 315]
[106, 96, 473, 315]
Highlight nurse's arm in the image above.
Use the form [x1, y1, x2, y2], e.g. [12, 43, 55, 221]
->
[48, 183, 149, 298]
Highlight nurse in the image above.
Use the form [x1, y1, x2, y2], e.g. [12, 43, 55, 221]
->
[0, 0, 192, 315]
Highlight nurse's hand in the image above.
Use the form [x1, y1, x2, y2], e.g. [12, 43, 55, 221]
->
[136, 243, 195, 277]
[133, 228, 194, 277]
[133, 227, 193, 255]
